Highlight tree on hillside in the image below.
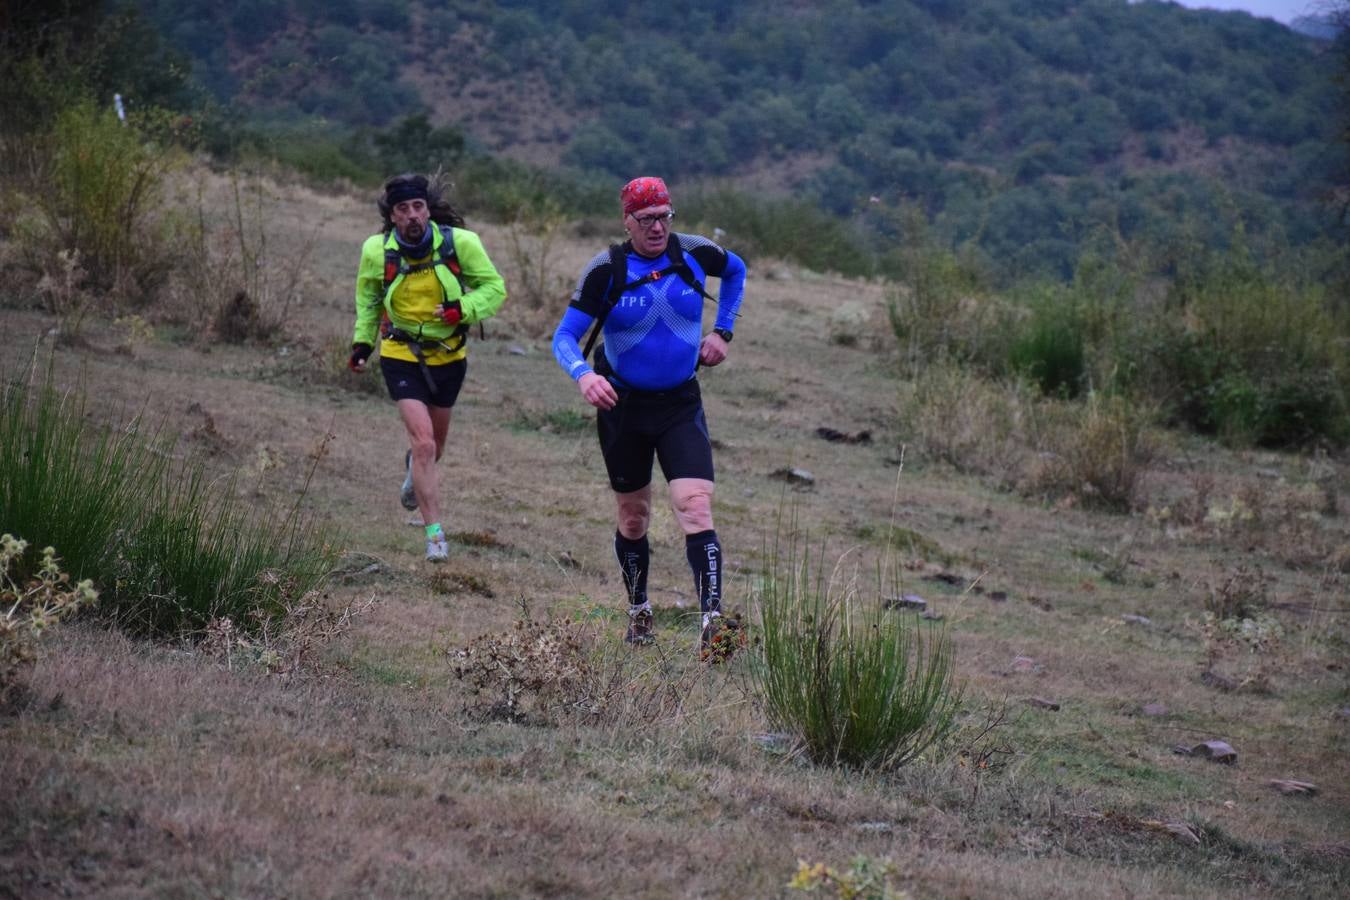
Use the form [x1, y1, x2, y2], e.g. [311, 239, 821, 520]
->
[0, 0, 194, 139]
[1324, 0, 1350, 224]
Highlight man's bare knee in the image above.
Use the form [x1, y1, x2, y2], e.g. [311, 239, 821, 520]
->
[409, 434, 437, 463]
[616, 495, 651, 538]
[671, 483, 714, 533]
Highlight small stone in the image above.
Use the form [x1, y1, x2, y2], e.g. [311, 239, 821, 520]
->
[508, 345, 528, 355]
[769, 467, 815, 487]
[1175, 740, 1237, 765]
[1146, 821, 1201, 846]
[854, 821, 892, 833]
[1269, 779, 1317, 796]
[1025, 696, 1060, 711]
[753, 733, 794, 754]
[1011, 655, 1038, 673]
[921, 609, 944, 621]
[884, 594, 927, 611]
[1121, 614, 1152, 626]
[1141, 702, 1168, 717]
[988, 590, 1008, 602]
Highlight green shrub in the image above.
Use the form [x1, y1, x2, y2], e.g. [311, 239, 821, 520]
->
[1140, 243, 1349, 447]
[754, 528, 962, 770]
[23, 103, 181, 305]
[1007, 286, 1087, 397]
[882, 212, 1005, 377]
[680, 188, 874, 277]
[0, 371, 337, 637]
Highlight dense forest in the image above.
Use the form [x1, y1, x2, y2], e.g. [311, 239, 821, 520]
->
[1, 0, 1345, 284]
[119, 0, 1345, 281]
[0, 1, 1347, 443]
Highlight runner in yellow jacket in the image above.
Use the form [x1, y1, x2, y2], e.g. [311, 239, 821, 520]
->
[350, 173, 506, 562]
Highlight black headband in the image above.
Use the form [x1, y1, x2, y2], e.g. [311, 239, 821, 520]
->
[385, 181, 427, 207]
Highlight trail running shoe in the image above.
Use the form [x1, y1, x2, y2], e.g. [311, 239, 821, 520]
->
[700, 612, 746, 664]
[625, 606, 655, 645]
[400, 450, 418, 511]
[426, 536, 449, 563]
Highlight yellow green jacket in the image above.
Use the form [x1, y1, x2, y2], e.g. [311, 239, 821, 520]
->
[353, 225, 506, 365]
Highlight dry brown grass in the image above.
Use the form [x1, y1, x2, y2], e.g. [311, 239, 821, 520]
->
[1, 168, 1347, 898]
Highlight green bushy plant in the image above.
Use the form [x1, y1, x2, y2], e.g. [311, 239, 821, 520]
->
[1136, 241, 1349, 447]
[22, 103, 182, 305]
[0, 370, 336, 637]
[1007, 284, 1087, 398]
[754, 526, 962, 770]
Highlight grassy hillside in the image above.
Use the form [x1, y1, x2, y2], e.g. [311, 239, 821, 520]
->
[0, 166, 1347, 898]
[125, 0, 1345, 280]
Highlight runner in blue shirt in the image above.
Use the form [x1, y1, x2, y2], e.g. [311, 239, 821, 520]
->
[552, 177, 746, 655]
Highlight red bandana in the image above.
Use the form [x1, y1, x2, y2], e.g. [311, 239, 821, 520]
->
[621, 177, 671, 216]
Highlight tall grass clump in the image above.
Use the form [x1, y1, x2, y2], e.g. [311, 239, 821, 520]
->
[0, 372, 336, 637]
[754, 528, 962, 770]
[1006, 283, 1088, 398]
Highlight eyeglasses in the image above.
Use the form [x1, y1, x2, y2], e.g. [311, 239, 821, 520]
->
[630, 211, 674, 229]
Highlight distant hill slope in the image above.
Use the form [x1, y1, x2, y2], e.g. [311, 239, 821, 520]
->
[134, 0, 1343, 278]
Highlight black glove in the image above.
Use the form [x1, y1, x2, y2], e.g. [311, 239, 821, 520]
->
[349, 343, 373, 372]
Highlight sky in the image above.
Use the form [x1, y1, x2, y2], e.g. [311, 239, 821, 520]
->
[1171, 1, 1319, 23]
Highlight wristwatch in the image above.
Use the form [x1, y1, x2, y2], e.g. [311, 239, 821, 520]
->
[713, 327, 734, 343]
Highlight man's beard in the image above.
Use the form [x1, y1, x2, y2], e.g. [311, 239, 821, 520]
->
[400, 220, 425, 241]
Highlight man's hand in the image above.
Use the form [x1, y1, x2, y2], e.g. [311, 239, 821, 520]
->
[349, 343, 373, 373]
[578, 371, 619, 410]
[439, 300, 463, 326]
[699, 332, 729, 367]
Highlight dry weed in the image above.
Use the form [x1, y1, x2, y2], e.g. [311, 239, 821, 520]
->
[450, 606, 732, 726]
[0, 535, 98, 700]
[1197, 564, 1283, 693]
[498, 201, 571, 337]
[33, 248, 91, 343]
[1031, 393, 1157, 511]
[201, 590, 374, 675]
[900, 362, 1038, 485]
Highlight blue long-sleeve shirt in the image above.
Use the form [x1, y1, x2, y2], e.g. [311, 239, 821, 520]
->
[552, 233, 746, 391]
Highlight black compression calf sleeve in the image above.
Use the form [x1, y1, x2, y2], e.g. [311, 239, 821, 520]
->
[684, 529, 722, 615]
[614, 531, 650, 607]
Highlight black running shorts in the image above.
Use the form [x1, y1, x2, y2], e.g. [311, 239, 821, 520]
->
[597, 378, 715, 493]
[381, 357, 467, 409]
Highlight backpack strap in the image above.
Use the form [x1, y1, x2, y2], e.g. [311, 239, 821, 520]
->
[662, 233, 716, 303]
[381, 225, 474, 340]
[581, 242, 628, 361]
[580, 236, 718, 364]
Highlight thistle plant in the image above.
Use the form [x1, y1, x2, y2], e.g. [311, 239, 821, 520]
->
[754, 527, 962, 770]
[1, 535, 98, 699]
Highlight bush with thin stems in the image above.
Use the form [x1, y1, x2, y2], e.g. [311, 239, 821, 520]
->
[0, 367, 337, 637]
[753, 525, 962, 770]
